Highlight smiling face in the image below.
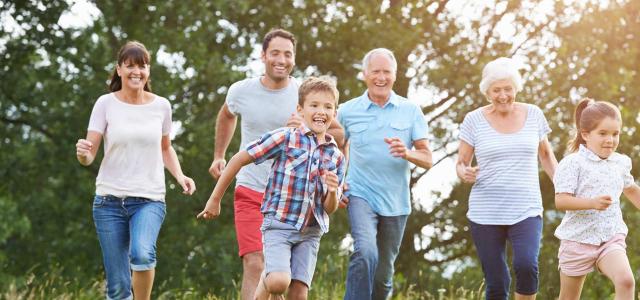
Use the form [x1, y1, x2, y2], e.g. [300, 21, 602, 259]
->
[297, 91, 337, 139]
[581, 116, 621, 159]
[261, 36, 295, 83]
[117, 60, 149, 92]
[363, 53, 396, 103]
[486, 79, 517, 113]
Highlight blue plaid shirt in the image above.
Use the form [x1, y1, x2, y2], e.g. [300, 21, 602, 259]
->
[246, 125, 346, 233]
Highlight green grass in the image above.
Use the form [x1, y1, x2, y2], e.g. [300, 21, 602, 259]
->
[2, 256, 485, 300]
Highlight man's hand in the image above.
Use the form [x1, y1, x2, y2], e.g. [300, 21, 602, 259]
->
[208, 158, 226, 179]
[285, 113, 303, 128]
[384, 137, 407, 159]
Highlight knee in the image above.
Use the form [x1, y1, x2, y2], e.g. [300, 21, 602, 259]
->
[513, 257, 538, 276]
[353, 244, 378, 264]
[243, 253, 264, 273]
[614, 274, 635, 291]
[130, 245, 156, 269]
[265, 272, 291, 295]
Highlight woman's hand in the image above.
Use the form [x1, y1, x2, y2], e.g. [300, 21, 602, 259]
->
[177, 174, 196, 195]
[459, 165, 479, 183]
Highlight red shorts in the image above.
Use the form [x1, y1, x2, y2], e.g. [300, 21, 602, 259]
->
[234, 185, 264, 257]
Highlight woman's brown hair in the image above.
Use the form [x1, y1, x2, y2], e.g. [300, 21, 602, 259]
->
[109, 41, 152, 92]
[569, 98, 621, 152]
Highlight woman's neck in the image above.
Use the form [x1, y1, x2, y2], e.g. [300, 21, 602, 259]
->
[117, 88, 148, 104]
[487, 102, 519, 118]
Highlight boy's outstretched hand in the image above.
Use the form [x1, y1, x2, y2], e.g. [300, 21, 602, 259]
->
[197, 198, 221, 220]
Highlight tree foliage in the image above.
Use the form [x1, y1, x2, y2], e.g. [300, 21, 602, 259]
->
[1, 0, 638, 297]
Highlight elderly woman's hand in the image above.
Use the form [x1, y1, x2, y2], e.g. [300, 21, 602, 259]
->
[461, 165, 479, 183]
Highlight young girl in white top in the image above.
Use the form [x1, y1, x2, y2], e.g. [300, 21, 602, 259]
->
[554, 98, 640, 300]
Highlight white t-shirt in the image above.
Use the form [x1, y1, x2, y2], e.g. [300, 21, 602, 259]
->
[553, 144, 634, 245]
[88, 93, 172, 201]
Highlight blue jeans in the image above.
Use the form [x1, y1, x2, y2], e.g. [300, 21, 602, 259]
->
[469, 216, 542, 300]
[92, 195, 166, 300]
[344, 196, 408, 300]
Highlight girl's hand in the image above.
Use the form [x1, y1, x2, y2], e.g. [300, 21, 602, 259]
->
[177, 175, 196, 195]
[461, 165, 479, 183]
[197, 198, 221, 220]
[590, 195, 613, 210]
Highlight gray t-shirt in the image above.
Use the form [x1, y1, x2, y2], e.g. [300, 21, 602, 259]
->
[226, 77, 299, 192]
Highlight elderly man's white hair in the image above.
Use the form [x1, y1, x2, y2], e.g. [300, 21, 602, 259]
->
[479, 57, 524, 95]
[362, 48, 397, 74]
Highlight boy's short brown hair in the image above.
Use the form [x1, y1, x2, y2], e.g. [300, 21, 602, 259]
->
[298, 76, 339, 106]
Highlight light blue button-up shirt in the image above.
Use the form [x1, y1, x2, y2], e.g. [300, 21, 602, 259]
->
[338, 91, 428, 216]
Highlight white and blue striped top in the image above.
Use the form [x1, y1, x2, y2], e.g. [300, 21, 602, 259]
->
[460, 104, 551, 225]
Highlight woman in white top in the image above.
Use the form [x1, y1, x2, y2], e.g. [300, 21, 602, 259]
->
[75, 41, 195, 300]
[456, 57, 557, 300]
[554, 98, 640, 300]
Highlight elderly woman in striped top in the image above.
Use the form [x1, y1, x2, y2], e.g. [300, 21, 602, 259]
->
[456, 57, 558, 300]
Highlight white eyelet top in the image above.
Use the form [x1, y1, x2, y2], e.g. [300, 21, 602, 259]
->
[553, 144, 634, 245]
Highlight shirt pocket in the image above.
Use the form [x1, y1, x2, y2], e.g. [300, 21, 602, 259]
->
[285, 147, 309, 172]
[389, 122, 411, 142]
[348, 123, 369, 148]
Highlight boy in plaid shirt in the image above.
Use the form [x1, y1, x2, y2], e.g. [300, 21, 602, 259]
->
[199, 76, 345, 299]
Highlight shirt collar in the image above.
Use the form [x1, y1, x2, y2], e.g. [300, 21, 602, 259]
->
[360, 90, 399, 109]
[578, 144, 618, 162]
[299, 124, 338, 147]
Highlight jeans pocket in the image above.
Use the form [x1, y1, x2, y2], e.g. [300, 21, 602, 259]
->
[92, 195, 105, 208]
[260, 216, 274, 232]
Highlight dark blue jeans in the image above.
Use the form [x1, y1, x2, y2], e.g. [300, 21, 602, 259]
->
[469, 216, 542, 300]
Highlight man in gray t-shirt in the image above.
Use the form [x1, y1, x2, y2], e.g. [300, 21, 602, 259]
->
[207, 29, 343, 300]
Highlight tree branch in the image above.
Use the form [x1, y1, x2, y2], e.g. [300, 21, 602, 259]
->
[0, 116, 53, 139]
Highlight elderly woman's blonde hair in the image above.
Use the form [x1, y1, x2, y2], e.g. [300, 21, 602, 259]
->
[478, 57, 524, 95]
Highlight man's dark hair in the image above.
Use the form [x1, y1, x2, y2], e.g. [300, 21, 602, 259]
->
[262, 29, 296, 53]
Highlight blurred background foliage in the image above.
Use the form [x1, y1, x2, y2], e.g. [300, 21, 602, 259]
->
[1, 0, 639, 298]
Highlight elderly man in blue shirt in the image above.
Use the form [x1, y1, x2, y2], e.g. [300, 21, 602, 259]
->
[339, 48, 433, 300]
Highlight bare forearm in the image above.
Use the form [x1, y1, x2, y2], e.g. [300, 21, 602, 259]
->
[539, 139, 557, 180]
[214, 110, 237, 160]
[623, 185, 640, 209]
[406, 149, 432, 169]
[323, 191, 339, 214]
[210, 151, 253, 202]
[163, 146, 185, 180]
[540, 155, 558, 180]
[555, 194, 593, 210]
